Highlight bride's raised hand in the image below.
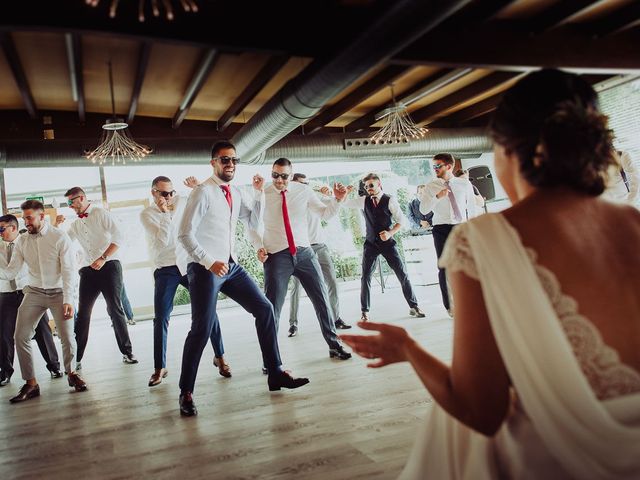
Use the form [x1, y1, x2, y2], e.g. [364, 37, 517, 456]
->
[340, 322, 413, 368]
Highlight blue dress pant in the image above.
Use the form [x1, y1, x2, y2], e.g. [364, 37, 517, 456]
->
[179, 262, 281, 393]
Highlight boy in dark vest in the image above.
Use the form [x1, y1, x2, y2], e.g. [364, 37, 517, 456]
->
[344, 173, 426, 321]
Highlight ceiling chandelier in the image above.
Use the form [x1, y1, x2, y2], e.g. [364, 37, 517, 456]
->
[85, 0, 199, 22]
[370, 85, 428, 144]
[85, 61, 151, 165]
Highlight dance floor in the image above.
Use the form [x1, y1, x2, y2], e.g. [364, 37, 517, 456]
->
[0, 281, 453, 479]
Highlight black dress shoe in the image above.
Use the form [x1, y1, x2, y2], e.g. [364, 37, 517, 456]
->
[0, 374, 11, 387]
[335, 319, 352, 329]
[267, 370, 310, 391]
[122, 353, 139, 364]
[179, 392, 198, 417]
[261, 367, 268, 375]
[50, 370, 63, 379]
[329, 345, 352, 360]
[288, 325, 298, 337]
[9, 383, 40, 403]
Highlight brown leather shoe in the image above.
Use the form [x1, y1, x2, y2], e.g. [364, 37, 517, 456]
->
[9, 383, 40, 403]
[213, 356, 232, 378]
[148, 368, 168, 387]
[68, 372, 88, 392]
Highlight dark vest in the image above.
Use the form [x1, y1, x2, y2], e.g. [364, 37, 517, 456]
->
[363, 194, 396, 247]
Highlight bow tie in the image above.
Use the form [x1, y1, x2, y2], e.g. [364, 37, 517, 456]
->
[78, 212, 89, 219]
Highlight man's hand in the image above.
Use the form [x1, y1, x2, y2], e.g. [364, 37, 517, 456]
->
[257, 248, 269, 263]
[333, 182, 347, 201]
[184, 176, 199, 189]
[346, 185, 355, 194]
[90, 257, 106, 270]
[55, 215, 65, 227]
[156, 196, 169, 213]
[63, 303, 74, 320]
[379, 230, 392, 241]
[420, 220, 430, 228]
[210, 261, 229, 277]
[253, 174, 265, 191]
[319, 186, 331, 196]
[436, 188, 449, 199]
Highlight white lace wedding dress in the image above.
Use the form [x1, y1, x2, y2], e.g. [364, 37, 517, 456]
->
[398, 213, 640, 479]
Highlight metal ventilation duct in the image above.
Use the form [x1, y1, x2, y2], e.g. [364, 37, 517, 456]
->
[231, 0, 473, 163]
[0, 129, 491, 168]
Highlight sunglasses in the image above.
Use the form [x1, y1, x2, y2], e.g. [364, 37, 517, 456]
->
[433, 164, 447, 170]
[67, 195, 82, 206]
[271, 172, 290, 180]
[153, 189, 176, 198]
[214, 156, 240, 165]
[365, 182, 377, 189]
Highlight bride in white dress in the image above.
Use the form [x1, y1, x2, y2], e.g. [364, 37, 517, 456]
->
[341, 69, 640, 479]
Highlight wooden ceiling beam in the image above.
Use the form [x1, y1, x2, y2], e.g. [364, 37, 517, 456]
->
[64, 33, 85, 123]
[395, 24, 640, 73]
[304, 64, 410, 134]
[172, 48, 218, 129]
[411, 71, 519, 125]
[217, 54, 290, 133]
[0, 33, 37, 119]
[526, 0, 601, 33]
[430, 93, 503, 128]
[589, 2, 640, 37]
[127, 41, 152, 124]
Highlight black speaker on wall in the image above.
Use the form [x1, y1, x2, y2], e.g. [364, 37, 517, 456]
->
[467, 165, 495, 201]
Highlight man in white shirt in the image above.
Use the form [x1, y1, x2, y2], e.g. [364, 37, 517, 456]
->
[419, 153, 479, 316]
[0, 214, 63, 387]
[58, 187, 137, 367]
[252, 158, 351, 361]
[287, 174, 351, 337]
[177, 141, 309, 417]
[0, 200, 87, 403]
[140, 175, 228, 387]
[343, 173, 426, 322]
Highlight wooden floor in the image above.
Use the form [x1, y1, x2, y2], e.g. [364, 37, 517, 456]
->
[0, 281, 453, 480]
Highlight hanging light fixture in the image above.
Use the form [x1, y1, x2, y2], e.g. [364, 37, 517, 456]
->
[370, 85, 428, 144]
[85, 61, 152, 165]
[85, 0, 199, 22]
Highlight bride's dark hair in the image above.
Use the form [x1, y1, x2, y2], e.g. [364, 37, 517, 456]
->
[489, 69, 616, 196]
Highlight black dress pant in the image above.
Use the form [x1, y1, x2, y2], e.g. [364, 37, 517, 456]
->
[432, 224, 455, 310]
[75, 260, 132, 362]
[0, 290, 60, 378]
[360, 241, 418, 312]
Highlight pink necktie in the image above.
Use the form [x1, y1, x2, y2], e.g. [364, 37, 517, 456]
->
[445, 181, 463, 222]
[372, 196, 378, 207]
[220, 185, 233, 211]
[281, 190, 297, 256]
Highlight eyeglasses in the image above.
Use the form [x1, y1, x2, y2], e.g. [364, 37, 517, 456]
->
[67, 195, 82, 206]
[433, 164, 447, 170]
[153, 189, 176, 198]
[214, 156, 240, 165]
[271, 172, 290, 180]
[365, 182, 376, 189]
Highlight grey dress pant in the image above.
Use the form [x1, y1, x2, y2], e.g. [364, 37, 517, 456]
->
[14, 286, 76, 380]
[289, 243, 341, 326]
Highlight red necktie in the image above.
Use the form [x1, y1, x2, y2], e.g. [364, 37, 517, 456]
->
[220, 185, 232, 211]
[281, 190, 297, 256]
[372, 196, 378, 208]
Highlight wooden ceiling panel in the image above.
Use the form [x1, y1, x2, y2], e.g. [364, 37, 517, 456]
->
[493, 0, 558, 19]
[0, 45, 23, 109]
[242, 56, 313, 121]
[329, 65, 440, 127]
[563, 0, 635, 23]
[136, 42, 202, 119]
[12, 32, 73, 112]
[82, 34, 139, 117]
[187, 52, 271, 122]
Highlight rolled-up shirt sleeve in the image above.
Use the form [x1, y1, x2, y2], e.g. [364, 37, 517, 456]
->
[102, 210, 124, 247]
[178, 186, 215, 270]
[388, 196, 407, 229]
[59, 234, 77, 305]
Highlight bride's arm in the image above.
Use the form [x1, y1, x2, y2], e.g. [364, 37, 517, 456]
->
[342, 271, 510, 436]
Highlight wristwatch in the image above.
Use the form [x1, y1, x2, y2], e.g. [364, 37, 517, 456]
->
[100, 254, 108, 261]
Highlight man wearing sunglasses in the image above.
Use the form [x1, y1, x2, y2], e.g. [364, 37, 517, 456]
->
[177, 141, 309, 417]
[419, 153, 479, 317]
[0, 215, 64, 388]
[0, 200, 87, 403]
[286, 173, 351, 338]
[250, 158, 352, 362]
[343, 173, 426, 322]
[58, 187, 137, 369]
[141, 175, 228, 387]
